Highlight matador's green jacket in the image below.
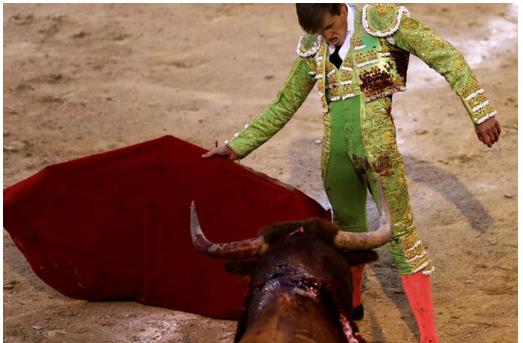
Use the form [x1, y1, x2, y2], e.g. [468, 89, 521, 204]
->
[224, 4, 495, 274]
[226, 4, 496, 158]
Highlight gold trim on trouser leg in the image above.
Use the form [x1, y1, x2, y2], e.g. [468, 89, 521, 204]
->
[360, 96, 434, 275]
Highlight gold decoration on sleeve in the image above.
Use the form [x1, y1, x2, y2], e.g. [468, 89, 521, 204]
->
[400, 16, 419, 30]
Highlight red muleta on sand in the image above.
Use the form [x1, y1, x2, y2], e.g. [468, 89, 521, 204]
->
[4, 135, 330, 319]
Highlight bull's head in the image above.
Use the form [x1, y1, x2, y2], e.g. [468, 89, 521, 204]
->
[190, 182, 392, 259]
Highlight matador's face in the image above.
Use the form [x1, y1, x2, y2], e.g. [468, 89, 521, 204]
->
[319, 4, 348, 47]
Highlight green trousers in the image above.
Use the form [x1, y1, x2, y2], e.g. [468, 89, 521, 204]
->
[322, 96, 434, 275]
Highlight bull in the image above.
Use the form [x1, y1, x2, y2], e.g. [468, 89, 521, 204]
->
[190, 184, 392, 343]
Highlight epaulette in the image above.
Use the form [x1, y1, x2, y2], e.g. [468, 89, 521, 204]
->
[296, 34, 322, 58]
[362, 4, 410, 37]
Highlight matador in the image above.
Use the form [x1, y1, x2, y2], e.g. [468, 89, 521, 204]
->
[203, 4, 501, 342]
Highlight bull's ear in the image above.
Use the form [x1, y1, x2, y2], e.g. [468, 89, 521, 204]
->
[341, 250, 379, 265]
[224, 260, 258, 278]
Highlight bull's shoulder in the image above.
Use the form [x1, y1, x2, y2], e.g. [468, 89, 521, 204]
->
[362, 4, 410, 37]
[296, 34, 322, 58]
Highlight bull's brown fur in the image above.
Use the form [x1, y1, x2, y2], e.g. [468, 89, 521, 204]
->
[238, 288, 350, 343]
[227, 219, 378, 278]
[190, 200, 387, 342]
[259, 218, 339, 245]
[230, 218, 378, 343]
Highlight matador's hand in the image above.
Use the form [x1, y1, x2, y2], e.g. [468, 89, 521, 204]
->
[202, 144, 238, 160]
[475, 117, 501, 148]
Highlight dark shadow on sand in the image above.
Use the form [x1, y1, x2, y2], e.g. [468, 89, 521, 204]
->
[402, 155, 493, 233]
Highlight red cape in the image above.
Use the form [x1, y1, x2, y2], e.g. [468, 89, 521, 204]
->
[4, 136, 330, 319]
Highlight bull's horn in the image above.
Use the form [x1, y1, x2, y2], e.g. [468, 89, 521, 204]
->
[190, 201, 269, 259]
[333, 181, 392, 250]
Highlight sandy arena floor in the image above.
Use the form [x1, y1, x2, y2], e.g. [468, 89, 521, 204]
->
[3, 4, 517, 343]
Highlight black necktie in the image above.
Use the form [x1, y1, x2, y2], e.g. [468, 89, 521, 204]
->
[329, 45, 343, 69]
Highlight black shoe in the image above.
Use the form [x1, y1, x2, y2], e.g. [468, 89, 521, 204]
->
[352, 304, 364, 321]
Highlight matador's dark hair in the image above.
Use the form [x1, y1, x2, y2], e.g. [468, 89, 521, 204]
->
[295, 3, 342, 34]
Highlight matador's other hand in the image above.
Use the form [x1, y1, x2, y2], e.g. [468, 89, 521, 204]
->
[475, 117, 501, 148]
[202, 144, 238, 160]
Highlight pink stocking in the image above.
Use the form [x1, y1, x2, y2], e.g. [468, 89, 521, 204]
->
[401, 271, 439, 343]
